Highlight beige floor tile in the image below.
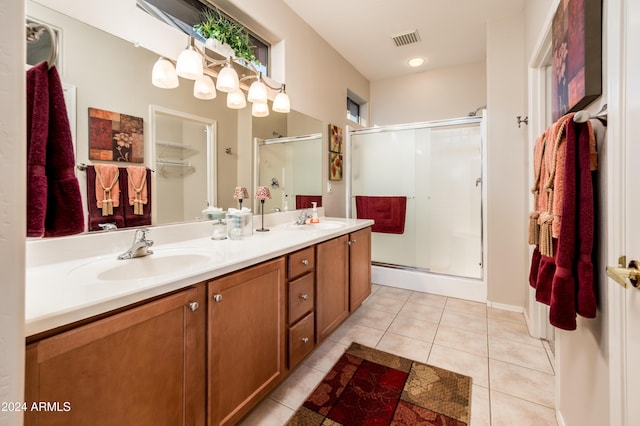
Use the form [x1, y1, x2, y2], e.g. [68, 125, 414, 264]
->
[470, 384, 490, 426]
[239, 398, 294, 426]
[371, 283, 383, 294]
[327, 321, 385, 348]
[388, 314, 439, 342]
[398, 300, 445, 323]
[349, 305, 397, 331]
[434, 324, 488, 357]
[376, 332, 431, 362]
[440, 309, 488, 334]
[488, 317, 543, 347]
[362, 293, 407, 314]
[446, 297, 487, 318]
[375, 285, 412, 302]
[268, 364, 326, 410]
[489, 337, 553, 374]
[427, 344, 489, 387]
[489, 359, 554, 408]
[302, 339, 348, 373]
[487, 307, 526, 324]
[490, 390, 557, 426]
[408, 291, 448, 308]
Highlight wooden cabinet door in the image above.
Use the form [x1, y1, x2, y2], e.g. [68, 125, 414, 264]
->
[349, 227, 372, 311]
[24, 286, 206, 426]
[207, 258, 286, 426]
[316, 234, 349, 342]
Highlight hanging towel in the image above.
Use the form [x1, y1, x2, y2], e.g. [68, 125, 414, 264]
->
[26, 62, 84, 237]
[86, 165, 125, 231]
[126, 166, 148, 215]
[94, 164, 120, 216]
[355, 196, 407, 234]
[296, 195, 322, 210]
[121, 167, 152, 228]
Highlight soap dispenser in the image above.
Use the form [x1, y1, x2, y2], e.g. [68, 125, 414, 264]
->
[310, 202, 319, 224]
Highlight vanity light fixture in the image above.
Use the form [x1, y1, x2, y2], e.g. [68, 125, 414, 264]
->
[151, 35, 290, 117]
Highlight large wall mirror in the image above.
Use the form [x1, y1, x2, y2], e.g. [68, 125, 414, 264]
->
[26, 0, 322, 234]
[254, 134, 322, 213]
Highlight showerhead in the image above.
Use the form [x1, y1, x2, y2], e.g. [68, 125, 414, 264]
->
[468, 105, 487, 117]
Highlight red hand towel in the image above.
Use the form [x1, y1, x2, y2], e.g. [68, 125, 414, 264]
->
[121, 167, 152, 228]
[355, 196, 407, 234]
[86, 166, 125, 231]
[296, 195, 322, 210]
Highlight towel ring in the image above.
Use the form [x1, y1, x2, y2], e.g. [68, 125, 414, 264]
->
[26, 22, 58, 69]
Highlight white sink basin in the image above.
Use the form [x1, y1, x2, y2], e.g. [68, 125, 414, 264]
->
[69, 248, 213, 282]
[305, 221, 347, 230]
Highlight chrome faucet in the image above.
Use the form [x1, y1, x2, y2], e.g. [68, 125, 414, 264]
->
[98, 222, 118, 231]
[118, 228, 154, 260]
[294, 209, 310, 225]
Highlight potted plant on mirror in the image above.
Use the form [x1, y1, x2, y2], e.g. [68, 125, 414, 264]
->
[193, 8, 258, 65]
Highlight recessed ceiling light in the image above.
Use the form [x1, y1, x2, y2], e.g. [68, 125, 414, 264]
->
[408, 57, 425, 67]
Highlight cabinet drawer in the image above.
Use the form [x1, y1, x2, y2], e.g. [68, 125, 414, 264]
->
[288, 273, 314, 324]
[288, 246, 315, 279]
[289, 312, 315, 368]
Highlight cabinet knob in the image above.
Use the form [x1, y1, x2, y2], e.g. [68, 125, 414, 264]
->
[301, 337, 309, 344]
[301, 259, 309, 265]
[300, 293, 308, 301]
[351, 239, 357, 244]
[347, 240, 352, 246]
[188, 302, 200, 311]
[213, 294, 223, 303]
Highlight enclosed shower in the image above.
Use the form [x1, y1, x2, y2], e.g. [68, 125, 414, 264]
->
[347, 116, 487, 301]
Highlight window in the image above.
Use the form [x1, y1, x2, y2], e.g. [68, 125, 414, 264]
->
[138, 0, 269, 75]
[347, 97, 360, 124]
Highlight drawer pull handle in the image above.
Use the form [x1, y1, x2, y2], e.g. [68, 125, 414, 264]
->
[213, 294, 223, 303]
[300, 293, 308, 301]
[188, 302, 200, 311]
[301, 259, 309, 265]
[301, 337, 309, 344]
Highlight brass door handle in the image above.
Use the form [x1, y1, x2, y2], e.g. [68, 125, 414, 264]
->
[606, 259, 640, 288]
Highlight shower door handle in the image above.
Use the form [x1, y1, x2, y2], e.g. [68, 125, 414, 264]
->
[475, 177, 482, 187]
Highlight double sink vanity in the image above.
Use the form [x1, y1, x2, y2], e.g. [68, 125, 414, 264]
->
[24, 210, 373, 425]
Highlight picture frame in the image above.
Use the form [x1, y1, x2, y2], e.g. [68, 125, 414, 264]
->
[329, 124, 343, 153]
[329, 152, 343, 181]
[551, 0, 602, 121]
[89, 107, 144, 163]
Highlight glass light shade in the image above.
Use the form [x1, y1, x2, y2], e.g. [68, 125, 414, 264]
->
[216, 64, 240, 93]
[251, 102, 269, 117]
[247, 80, 268, 103]
[226, 89, 246, 109]
[152, 57, 179, 89]
[255, 186, 271, 200]
[233, 186, 249, 199]
[272, 92, 291, 113]
[193, 75, 217, 100]
[176, 46, 203, 80]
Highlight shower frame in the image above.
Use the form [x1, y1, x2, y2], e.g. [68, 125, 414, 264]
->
[345, 115, 488, 301]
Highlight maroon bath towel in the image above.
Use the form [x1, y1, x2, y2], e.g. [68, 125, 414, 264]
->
[86, 165, 125, 231]
[26, 62, 84, 237]
[355, 196, 407, 234]
[296, 195, 322, 210]
[120, 167, 152, 228]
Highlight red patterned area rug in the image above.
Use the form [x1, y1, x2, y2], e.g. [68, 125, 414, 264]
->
[287, 342, 472, 426]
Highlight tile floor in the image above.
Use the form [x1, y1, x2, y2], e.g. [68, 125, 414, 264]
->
[240, 284, 558, 426]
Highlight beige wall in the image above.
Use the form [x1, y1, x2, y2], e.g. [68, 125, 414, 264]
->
[370, 61, 487, 126]
[0, 1, 26, 425]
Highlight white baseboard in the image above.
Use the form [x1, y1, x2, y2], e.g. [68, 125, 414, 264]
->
[486, 301, 525, 313]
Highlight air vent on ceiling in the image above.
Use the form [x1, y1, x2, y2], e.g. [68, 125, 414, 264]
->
[392, 30, 421, 47]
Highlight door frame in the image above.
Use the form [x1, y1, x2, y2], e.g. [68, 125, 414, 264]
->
[606, 0, 628, 424]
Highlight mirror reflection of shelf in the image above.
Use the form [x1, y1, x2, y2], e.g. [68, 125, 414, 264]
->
[156, 159, 196, 177]
[156, 140, 198, 160]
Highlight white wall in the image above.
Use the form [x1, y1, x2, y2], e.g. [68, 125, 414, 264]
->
[0, 1, 26, 425]
[486, 13, 528, 307]
[525, 1, 611, 424]
[370, 61, 487, 126]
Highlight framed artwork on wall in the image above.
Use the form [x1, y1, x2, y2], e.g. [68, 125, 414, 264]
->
[551, 0, 602, 121]
[89, 107, 144, 162]
[329, 124, 343, 153]
[329, 152, 343, 181]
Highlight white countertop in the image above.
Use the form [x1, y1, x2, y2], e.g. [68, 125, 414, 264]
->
[25, 214, 373, 337]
